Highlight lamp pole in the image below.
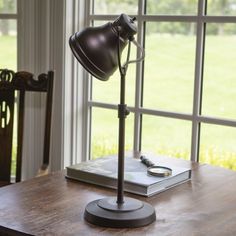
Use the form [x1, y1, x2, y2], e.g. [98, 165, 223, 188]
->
[117, 37, 131, 204]
[117, 69, 128, 204]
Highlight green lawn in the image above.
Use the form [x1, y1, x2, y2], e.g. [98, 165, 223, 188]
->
[91, 33, 236, 170]
[0, 35, 17, 70]
[1, 34, 236, 171]
[0, 35, 17, 175]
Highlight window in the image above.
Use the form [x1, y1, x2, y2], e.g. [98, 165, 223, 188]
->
[0, 0, 17, 176]
[71, 0, 236, 171]
[0, 0, 17, 69]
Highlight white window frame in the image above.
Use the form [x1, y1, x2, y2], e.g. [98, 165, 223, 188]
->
[65, 0, 236, 164]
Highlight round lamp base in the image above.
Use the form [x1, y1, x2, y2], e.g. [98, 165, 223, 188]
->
[84, 197, 156, 228]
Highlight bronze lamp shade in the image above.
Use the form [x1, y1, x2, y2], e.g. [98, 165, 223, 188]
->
[69, 14, 137, 81]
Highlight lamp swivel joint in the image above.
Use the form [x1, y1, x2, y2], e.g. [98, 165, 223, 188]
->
[118, 104, 130, 118]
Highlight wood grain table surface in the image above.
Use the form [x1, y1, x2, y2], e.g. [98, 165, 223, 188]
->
[0, 156, 236, 236]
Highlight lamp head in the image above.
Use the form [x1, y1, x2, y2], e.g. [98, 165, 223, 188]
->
[69, 14, 137, 81]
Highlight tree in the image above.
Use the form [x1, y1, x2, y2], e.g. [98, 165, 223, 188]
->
[0, 0, 15, 35]
[207, 0, 236, 35]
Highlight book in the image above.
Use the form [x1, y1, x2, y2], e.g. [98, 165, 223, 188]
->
[66, 155, 191, 197]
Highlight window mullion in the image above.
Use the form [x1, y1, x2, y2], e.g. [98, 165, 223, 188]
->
[85, 0, 93, 160]
[190, 0, 206, 162]
[133, 0, 145, 152]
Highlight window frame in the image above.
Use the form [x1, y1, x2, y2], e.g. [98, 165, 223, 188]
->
[78, 0, 236, 163]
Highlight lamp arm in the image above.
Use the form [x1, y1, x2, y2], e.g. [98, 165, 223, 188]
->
[117, 33, 132, 76]
[123, 39, 145, 67]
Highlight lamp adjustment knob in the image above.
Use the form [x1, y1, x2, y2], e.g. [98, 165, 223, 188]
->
[125, 109, 130, 116]
[118, 104, 130, 118]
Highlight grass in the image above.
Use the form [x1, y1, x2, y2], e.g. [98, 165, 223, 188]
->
[0, 35, 17, 175]
[1, 34, 236, 172]
[91, 33, 236, 171]
[92, 140, 236, 171]
[0, 35, 17, 70]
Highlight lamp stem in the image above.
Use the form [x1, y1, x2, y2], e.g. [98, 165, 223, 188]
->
[116, 35, 131, 204]
[117, 71, 127, 204]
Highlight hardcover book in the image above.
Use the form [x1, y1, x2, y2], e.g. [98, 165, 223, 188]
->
[66, 155, 191, 197]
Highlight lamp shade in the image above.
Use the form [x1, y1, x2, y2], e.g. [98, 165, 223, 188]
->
[69, 14, 137, 81]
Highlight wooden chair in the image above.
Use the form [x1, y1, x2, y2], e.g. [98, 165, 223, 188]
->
[0, 69, 54, 187]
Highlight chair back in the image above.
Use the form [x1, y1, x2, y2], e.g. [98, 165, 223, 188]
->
[0, 69, 54, 184]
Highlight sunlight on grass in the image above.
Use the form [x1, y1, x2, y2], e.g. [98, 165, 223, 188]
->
[200, 146, 236, 170]
[92, 138, 132, 159]
[203, 33, 236, 120]
[1, 31, 235, 172]
[91, 33, 236, 171]
[0, 35, 17, 176]
[92, 138, 236, 170]
[143, 29, 196, 113]
[91, 107, 134, 159]
[0, 35, 17, 70]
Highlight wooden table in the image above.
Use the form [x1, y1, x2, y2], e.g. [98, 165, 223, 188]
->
[0, 156, 236, 236]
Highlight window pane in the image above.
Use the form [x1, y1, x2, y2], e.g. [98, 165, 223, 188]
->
[92, 21, 136, 106]
[0, 19, 17, 70]
[146, 0, 197, 15]
[202, 23, 236, 120]
[0, 0, 16, 13]
[11, 93, 18, 176]
[143, 22, 196, 113]
[207, 0, 236, 16]
[92, 65, 136, 106]
[91, 107, 134, 159]
[200, 124, 236, 170]
[93, 0, 138, 15]
[142, 115, 191, 160]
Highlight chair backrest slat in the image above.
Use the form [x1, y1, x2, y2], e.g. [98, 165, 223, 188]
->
[0, 90, 15, 182]
[43, 71, 54, 167]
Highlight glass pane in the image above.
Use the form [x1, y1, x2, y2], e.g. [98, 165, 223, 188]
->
[200, 124, 236, 170]
[143, 22, 196, 113]
[202, 23, 236, 120]
[11, 93, 18, 176]
[92, 20, 136, 106]
[142, 115, 191, 160]
[93, 0, 138, 15]
[146, 0, 197, 15]
[0, 19, 17, 70]
[207, 0, 236, 16]
[91, 107, 134, 159]
[0, 0, 16, 13]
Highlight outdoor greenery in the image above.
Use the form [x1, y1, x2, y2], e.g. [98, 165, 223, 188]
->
[0, 35, 16, 69]
[0, 0, 15, 13]
[91, 32, 236, 171]
[0, 0, 16, 36]
[1, 0, 236, 173]
[92, 139, 236, 171]
[0, 35, 17, 175]
[90, 0, 236, 171]
[94, 0, 236, 19]
[0, 0, 17, 175]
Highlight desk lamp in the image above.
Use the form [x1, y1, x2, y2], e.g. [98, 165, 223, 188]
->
[69, 13, 156, 228]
